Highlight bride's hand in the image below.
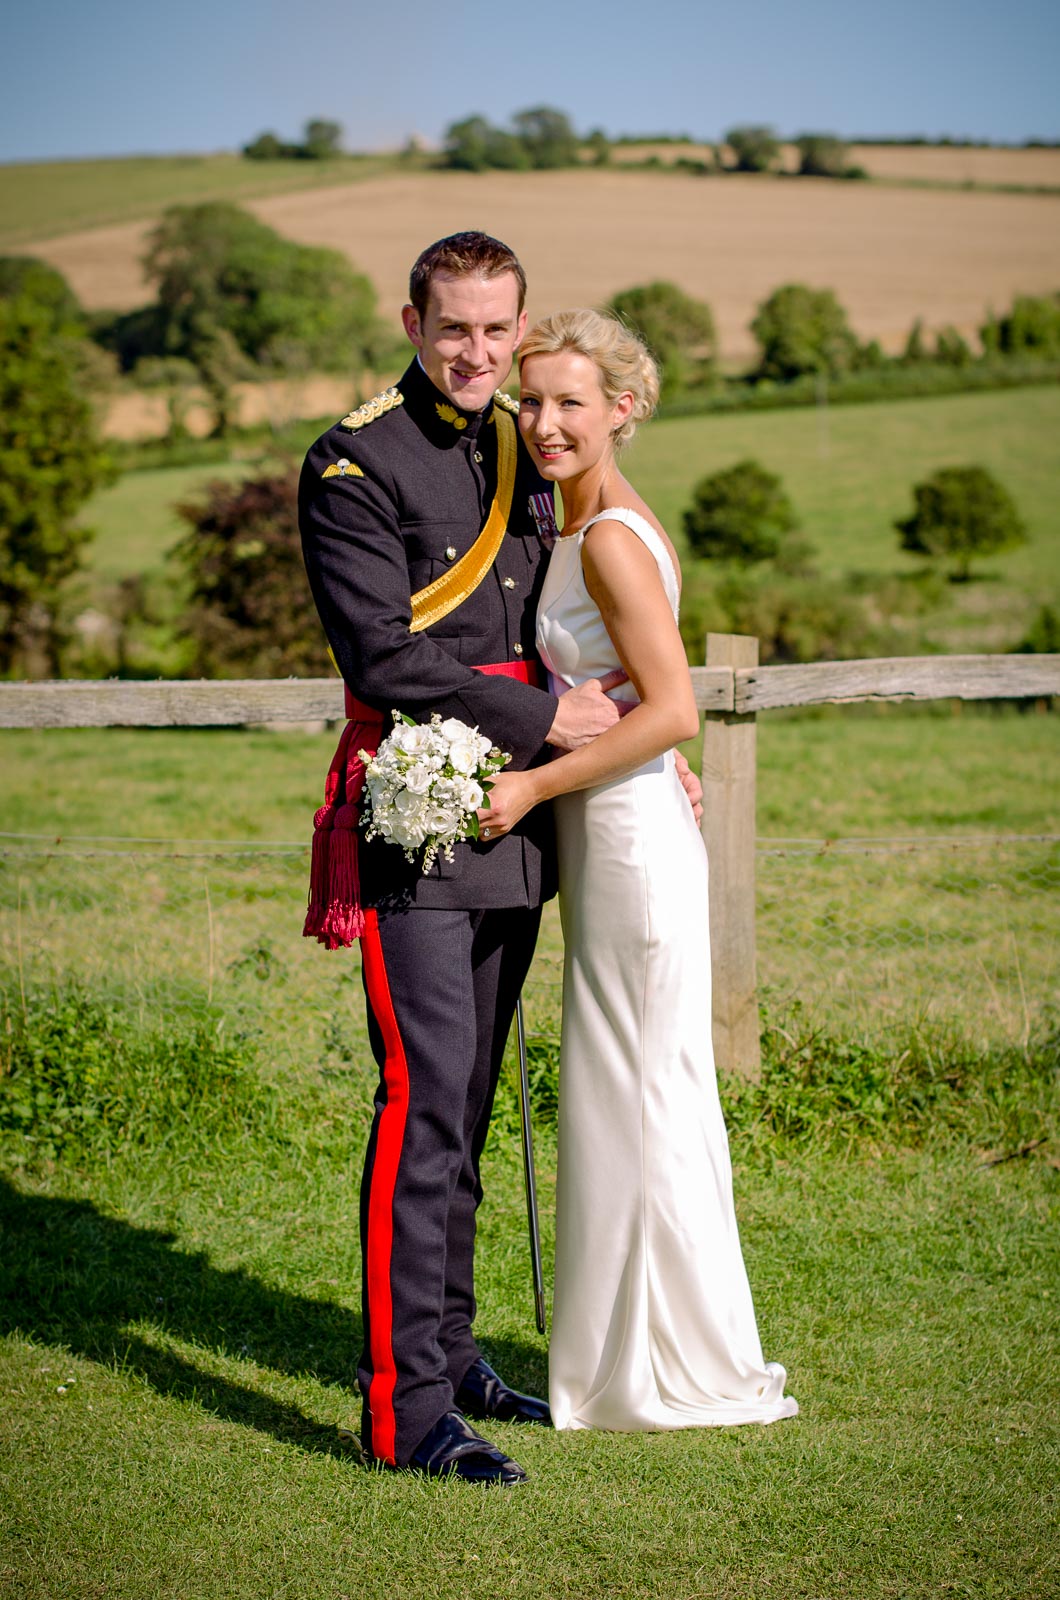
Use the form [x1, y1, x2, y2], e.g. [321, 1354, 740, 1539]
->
[475, 770, 539, 842]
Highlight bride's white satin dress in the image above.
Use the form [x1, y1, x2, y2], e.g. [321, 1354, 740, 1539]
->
[537, 507, 798, 1432]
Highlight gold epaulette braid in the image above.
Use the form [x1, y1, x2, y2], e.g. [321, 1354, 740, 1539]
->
[340, 385, 404, 433]
[493, 388, 520, 416]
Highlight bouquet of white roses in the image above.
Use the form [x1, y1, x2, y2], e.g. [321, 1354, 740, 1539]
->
[359, 712, 511, 874]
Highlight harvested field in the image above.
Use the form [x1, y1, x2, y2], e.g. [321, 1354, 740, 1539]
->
[31, 169, 1060, 361]
[610, 142, 1060, 188]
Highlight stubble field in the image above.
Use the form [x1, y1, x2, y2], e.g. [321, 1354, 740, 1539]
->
[24, 167, 1060, 361]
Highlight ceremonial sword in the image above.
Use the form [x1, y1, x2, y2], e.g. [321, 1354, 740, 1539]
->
[515, 995, 547, 1336]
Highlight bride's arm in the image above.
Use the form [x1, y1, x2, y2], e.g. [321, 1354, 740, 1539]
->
[477, 520, 699, 836]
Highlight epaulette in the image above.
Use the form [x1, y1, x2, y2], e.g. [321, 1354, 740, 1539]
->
[493, 389, 521, 416]
[340, 385, 403, 433]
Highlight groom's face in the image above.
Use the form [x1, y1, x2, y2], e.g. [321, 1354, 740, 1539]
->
[402, 270, 527, 413]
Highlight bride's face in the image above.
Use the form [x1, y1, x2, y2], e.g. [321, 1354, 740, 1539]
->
[518, 350, 633, 481]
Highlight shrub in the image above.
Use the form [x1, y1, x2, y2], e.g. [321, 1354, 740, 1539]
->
[174, 465, 333, 676]
[981, 292, 1060, 358]
[750, 283, 861, 380]
[682, 458, 799, 564]
[510, 105, 580, 168]
[714, 570, 886, 663]
[725, 124, 781, 173]
[934, 326, 973, 366]
[896, 465, 1028, 581]
[606, 280, 716, 401]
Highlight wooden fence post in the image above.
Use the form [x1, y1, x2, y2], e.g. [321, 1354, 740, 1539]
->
[701, 632, 761, 1080]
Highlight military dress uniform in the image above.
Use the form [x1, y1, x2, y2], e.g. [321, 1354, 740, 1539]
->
[299, 357, 558, 1467]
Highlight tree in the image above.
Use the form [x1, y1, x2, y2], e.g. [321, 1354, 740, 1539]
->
[725, 125, 781, 173]
[0, 300, 115, 674]
[443, 115, 494, 171]
[510, 106, 580, 168]
[174, 467, 332, 677]
[585, 128, 611, 166]
[901, 317, 928, 364]
[794, 132, 850, 178]
[682, 459, 800, 564]
[751, 283, 861, 380]
[0, 256, 84, 332]
[302, 118, 343, 159]
[895, 466, 1027, 581]
[140, 202, 384, 376]
[934, 326, 973, 367]
[605, 281, 717, 402]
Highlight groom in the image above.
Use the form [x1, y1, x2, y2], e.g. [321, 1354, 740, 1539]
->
[299, 233, 633, 1485]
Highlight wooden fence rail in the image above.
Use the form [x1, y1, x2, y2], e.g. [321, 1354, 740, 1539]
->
[3, 647, 1058, 1078]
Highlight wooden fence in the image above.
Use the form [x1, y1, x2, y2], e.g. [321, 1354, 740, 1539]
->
[3, 643, 1058, 1077]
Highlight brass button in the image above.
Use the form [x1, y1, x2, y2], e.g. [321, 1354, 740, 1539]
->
[513, 643, 524, 655]
[445, 546, 457, 561]
[503, 577, 516, 590]
[473, 450, 484, 465]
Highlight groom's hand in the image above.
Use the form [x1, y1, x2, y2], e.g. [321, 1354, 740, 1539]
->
[546, 668, 633, 751]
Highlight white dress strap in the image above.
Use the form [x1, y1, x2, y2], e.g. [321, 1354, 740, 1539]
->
[578, 507, 679, 615]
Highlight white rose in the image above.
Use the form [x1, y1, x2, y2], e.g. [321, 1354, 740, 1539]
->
[391, 722, 432, 758]
[391, 816, 428, 849]
[457, 779, 483, 810]
[438, 717, 470, 745]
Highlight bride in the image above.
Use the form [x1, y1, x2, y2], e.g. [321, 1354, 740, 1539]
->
[478, 309, 798, 1431]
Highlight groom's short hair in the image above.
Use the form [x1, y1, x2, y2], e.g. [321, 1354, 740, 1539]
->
[409, 232, 527, 319]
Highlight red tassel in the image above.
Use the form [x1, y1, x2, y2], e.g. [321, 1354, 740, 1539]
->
[320, 803, 364, 947]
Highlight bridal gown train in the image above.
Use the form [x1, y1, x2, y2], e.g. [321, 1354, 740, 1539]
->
[537, 508, 798, 1432]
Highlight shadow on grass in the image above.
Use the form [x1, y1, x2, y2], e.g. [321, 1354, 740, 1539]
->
[0, 1176, 544, 1460]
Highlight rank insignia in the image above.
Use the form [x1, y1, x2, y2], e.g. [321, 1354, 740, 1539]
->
[528, 492, 559, 550]
[436, 402, 468, 431]
[341, 386, 403, 433]
[493, 389, 521, 415]
[322, 459, 364, 479]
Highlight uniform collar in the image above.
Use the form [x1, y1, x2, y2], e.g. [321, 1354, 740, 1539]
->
[402, 358, 492, 445]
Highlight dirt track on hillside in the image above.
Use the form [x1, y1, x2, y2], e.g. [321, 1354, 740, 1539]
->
[32, 169, 1060, 360]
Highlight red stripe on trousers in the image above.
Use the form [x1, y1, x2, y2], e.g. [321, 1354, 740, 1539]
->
[359, 907, 410, 1465]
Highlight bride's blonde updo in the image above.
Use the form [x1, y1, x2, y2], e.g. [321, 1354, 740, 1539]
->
[518, 308, 660, 448]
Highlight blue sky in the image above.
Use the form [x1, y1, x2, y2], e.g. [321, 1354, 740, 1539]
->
[1, 0, 1057, 163]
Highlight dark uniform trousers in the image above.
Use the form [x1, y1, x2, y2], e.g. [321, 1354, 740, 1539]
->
[299, 359, 558, 1466]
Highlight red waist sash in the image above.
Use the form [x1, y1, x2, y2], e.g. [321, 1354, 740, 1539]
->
[304, 659, 542, 949]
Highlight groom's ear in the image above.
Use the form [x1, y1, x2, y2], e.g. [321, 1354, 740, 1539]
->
[401, 303, 422, 349]
[512, 307, 528, 350]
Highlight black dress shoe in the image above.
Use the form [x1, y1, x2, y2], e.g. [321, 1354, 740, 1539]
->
[404, 1410, 527, 1485]
[455, 1358, 552, 1426]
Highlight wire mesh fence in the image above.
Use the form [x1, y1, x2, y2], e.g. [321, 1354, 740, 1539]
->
[2, 827, 1055, 1070]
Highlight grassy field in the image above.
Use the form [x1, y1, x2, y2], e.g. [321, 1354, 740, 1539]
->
[77, 385, 1060, 656]
[20, 167, 1060, 361]
[2, 705, 1057, 1597]
[1, 707, 1055, 1058]
[0, 153, 396, 248]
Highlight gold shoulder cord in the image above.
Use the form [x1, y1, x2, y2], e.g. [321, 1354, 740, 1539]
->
[408, 407, 517, 634]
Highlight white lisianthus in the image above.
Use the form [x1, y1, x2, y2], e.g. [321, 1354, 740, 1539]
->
[403, 763, 432, 795]
[359, 711, 512, 873]
[448, 738, 481, 776]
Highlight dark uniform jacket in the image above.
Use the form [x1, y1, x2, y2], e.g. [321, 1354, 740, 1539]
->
[299, 357, 558, 912]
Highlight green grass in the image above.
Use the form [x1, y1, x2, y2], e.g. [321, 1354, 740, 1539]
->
[2, 1122, 1057, 1598]
[0, 154, 396, 248]
[75, 385, 1060, 662]
[627, 384, 1060, 648]
[0, 708, 1055, 1060]
[1, 707, 1057, 1596]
